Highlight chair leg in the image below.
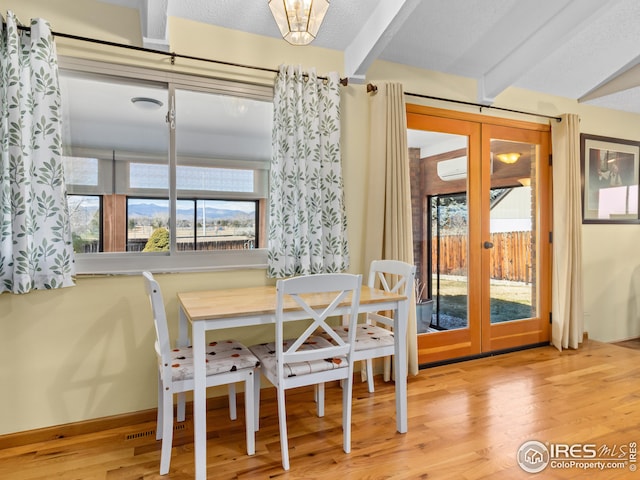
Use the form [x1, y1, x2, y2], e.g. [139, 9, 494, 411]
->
[384, 355, 392, 381]
[253, 370, 261, 431]
[159, 388, 174, 475]
[176, 392, 186, 422]
[244, 371, 256, 455]
[316, 382, 325, 417]
[156, 374, 163, 440]
[342, 374, 353, 454]
[277, 388, 290, 471]
[366, 359, 375, 393]
[228, 383, 237, 420]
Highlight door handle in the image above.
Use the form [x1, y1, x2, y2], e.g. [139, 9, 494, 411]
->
[483, 241, 494, 249]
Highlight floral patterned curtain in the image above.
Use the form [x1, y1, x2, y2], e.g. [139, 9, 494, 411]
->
[267, 65, 349, 278]
[0, 11, 75, 294]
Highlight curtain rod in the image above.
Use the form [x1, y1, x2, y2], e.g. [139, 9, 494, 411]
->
[15, 24, 349, 86]
[366, 83, 562, 122]
[14, 21, 561, 116]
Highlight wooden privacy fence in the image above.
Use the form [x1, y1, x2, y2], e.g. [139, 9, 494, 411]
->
[432, 231, 532, 283]
[127, 238, 253, 252]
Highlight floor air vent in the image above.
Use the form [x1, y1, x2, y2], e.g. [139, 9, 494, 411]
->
[126, 429, 155, 440]
[125, 423, 186, 441]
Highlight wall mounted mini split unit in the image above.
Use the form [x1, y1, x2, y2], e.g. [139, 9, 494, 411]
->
[436, 156, 466, 181]
[436, 155, 493, 181]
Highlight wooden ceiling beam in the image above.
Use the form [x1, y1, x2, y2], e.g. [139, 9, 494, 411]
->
[343, 0, 420, 83]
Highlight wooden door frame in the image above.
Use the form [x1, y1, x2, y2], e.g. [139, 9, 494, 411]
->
[481, 124, 552, 353]
[408, 110, 482, 364]
[407, 105, 551, 365]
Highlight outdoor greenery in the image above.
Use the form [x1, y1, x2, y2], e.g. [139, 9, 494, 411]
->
[143, 227, 170, 252]
[429, 187, 533, 329]
[434, 277, 533, 329]
[68, 199, 100, 253]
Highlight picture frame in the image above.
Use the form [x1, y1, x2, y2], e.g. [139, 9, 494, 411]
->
[580, 134, 640, 223]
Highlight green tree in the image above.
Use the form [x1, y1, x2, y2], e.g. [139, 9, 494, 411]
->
[89, 209, 100, 237]
[72, 232, 87, 253]
[143, 227, 170, 252]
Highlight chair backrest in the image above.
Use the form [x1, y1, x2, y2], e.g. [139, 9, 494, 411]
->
[142, 271, 172, 363]
[367, 260, 416, 328]
[367, 260, 416, 297]
[275, 273, 362, 372]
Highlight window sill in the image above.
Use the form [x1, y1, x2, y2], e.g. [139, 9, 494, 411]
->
[73, 249, 268, 275]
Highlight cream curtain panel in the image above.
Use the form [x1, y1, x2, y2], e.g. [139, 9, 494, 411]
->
[267, 65, 349, 278]
[0, 12, 75, 294]
[363, 83, 418, 377]
[551, 114, 584, 349]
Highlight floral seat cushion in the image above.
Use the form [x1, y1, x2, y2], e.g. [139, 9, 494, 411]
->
[168, 339, 260, 382]
[330, 324, 394, 351]
[250, 336, 348, 378]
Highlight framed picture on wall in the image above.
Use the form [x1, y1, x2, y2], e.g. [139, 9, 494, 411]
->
[581, 134, 640, 223]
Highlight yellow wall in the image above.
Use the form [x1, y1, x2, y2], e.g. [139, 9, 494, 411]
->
[2, 0, 640, 435]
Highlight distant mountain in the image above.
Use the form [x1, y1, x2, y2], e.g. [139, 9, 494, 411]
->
[127, 202, 253, 221]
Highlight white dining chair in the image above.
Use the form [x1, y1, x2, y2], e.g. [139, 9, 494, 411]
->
[249, 273, 362, 470]
[330, 260, 416, 392]
[142, 271, 259, 475]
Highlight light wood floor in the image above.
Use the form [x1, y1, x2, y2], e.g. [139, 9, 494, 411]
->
[613, 337, 640, 351]
[2, 339, 640, 479]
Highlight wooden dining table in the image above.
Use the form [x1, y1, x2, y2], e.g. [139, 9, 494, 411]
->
[177, 284, 409, 480]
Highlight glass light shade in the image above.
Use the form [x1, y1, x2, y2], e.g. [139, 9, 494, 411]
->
[269, 0, 330, 46]
[131, 97, 163, 110]
[496, 152, 521, 164]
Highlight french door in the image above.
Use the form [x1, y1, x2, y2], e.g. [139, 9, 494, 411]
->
[407, 105, 551, 365]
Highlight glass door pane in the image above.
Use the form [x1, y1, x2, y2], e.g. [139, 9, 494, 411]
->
[430, 191, 469, 331]
[408, 128, 470, 334]
[489, 140, 537, 324]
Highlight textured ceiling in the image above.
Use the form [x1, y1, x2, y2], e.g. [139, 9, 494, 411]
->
[99, 0, 640, 114]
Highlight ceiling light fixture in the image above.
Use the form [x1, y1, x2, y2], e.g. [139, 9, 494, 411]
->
[131, 97, 163, 110]
[496, 152, 521, 164]
[269, 0, 330, 46]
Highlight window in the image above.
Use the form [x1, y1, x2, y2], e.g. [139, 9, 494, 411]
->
[127, 198, 257, 252]
[59, 58, 273, 273]
[68, 194, 101, 253]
